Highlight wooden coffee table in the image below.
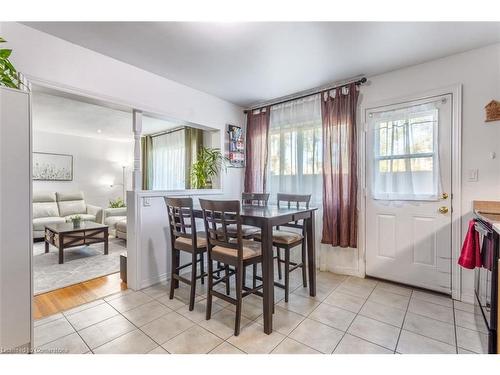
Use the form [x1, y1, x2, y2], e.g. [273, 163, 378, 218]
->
[44, 222, 109, 264]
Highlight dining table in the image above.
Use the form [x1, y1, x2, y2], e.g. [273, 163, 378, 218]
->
[193, 204, 317, 335]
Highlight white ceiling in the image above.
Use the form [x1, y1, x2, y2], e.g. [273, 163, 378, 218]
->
[24, 22, 500, 107]
[32, 89, 183, 141]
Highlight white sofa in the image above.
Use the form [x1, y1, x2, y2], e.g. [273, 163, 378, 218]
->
[103, 207, 127, 240]
[32, 191, 103, 238]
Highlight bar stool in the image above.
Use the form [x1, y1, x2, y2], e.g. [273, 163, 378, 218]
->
[164, 197, 207, 311]
[255, 193, 311, 302]
[218, 192, 269, 239]
[215, 193, 269, 287]
[200, 199, 263, 336]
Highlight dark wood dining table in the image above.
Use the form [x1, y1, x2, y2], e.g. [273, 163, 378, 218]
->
[194, 205, 317, 334]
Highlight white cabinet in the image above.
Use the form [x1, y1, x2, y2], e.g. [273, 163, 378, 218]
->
[0, 86, 32, 352]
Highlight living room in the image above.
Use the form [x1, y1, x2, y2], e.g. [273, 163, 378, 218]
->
[31, 86, 133, 299]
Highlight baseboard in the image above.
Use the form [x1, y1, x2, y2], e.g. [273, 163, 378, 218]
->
[322, 265, 364, 278]
[460, 291, 475, 304]
[139, 273, 167, 290]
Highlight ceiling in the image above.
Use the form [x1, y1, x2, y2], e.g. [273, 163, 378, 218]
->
[24, 22, 500, 107]
[32, 88, 184, 141]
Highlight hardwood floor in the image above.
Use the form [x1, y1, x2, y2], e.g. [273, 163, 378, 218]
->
[33, 272, 127, 320]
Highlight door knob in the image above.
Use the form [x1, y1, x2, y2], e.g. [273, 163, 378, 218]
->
[439, 206, 449, 214]
[441, 192, 449, 200]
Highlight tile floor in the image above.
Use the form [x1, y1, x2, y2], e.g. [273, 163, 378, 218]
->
[33, 270, 488, 354]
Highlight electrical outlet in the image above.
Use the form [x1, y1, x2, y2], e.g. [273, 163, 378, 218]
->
[143, 197, 151, 207]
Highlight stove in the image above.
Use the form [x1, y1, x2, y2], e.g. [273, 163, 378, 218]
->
[473, 213, 498, 354]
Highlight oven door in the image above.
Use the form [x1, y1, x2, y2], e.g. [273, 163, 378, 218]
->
[474, 220, 493, 329]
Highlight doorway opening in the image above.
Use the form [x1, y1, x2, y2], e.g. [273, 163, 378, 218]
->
[31, 85, 134, 317]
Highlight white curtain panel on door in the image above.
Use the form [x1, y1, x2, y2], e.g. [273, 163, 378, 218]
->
[266, 94, 323, 205]
[369, 101, 441, 201]
[151, 130, 186, 190]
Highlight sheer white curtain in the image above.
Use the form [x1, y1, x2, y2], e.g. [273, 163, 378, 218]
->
[267, 94, 322, 204]
[370, 101, 440, 200]
[151, 129, 186, 190]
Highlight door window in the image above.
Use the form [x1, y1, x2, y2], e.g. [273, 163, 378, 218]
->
[369, 101, 441, 200]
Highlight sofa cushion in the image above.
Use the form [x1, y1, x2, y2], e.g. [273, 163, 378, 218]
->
[116, 219, 127, 233]
[33, 217, 66, 231]
[56, 191, 87, 216]
[105, 216, 127, 227]
[64, 214, 96, 222]
[33, 202, 60, 219]
[33, 191, 57, 203]
[33, 192, 60, 219]
[56, 191, 84, 201]
[58, 200, 86, 217]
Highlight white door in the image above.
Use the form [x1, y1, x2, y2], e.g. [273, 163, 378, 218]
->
[365, 94, 452, 294]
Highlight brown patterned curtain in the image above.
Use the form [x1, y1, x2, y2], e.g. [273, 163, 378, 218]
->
[321, 83, 359, 248]
[244, 107, 270, 193]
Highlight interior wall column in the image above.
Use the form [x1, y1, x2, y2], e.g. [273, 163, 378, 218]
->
[132, 110, 143, 191]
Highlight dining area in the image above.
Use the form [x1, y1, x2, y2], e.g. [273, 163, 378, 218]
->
[164, 192, 318, 336]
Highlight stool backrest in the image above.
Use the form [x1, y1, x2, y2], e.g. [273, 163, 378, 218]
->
[199, 199, 243, 261]
[276, 193, 311, 230]
[241, 192, 269, 207]
[164, 196, 197, 252]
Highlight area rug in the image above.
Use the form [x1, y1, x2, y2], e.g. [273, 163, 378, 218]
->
[33, 238, 126, 295]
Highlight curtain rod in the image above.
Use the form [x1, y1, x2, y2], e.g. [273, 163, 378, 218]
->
[148, 126, 186, 138]
[243, 76, 367, 114]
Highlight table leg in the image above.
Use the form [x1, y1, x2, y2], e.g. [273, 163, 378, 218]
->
[59, 234, 64, 264]
[104, 229, 109, 255]
[306, 211, 316, 297]
[262, 221, 274, 334]
[44, 231, 49, 253]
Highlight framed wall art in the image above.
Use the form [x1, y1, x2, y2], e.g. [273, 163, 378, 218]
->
[33, 152, 73, 181]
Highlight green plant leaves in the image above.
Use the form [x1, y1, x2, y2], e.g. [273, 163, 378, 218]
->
[190, 147, 228, 189]
[0, 49, 12, 59]
[109, 197, 126, 208]
[0, 37, 20, 89]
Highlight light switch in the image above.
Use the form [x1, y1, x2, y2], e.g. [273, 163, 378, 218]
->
[467, 169, 478, 182]
[143, 197, 151, 207]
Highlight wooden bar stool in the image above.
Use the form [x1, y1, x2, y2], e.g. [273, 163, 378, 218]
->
[164, 197, 207, 311]
[217, 192, 269, 239]
[241, 192, 270, 207]
[215, 193, 269, 287]
[200, 199, 263, 336]
[255, 193, 311, 302]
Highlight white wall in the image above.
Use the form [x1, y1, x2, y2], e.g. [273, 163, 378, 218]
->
[127, 190, 223, 290]
[321, 43, 500, 302]
[1, 22, 246, 199]
[33, 130, 134, 208]
[0, 87, 32, 351]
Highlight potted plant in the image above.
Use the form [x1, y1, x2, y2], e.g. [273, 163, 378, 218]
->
[190, 147, 228, 189]
[71, 215, 82, 228]
[0, 37, 21, 89]
[109, 197, 126, 208]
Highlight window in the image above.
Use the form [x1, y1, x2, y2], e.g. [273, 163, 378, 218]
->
[267, 95, 322, 203]
[151, 129, 186, 190]
[370, 102, 439, 200]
